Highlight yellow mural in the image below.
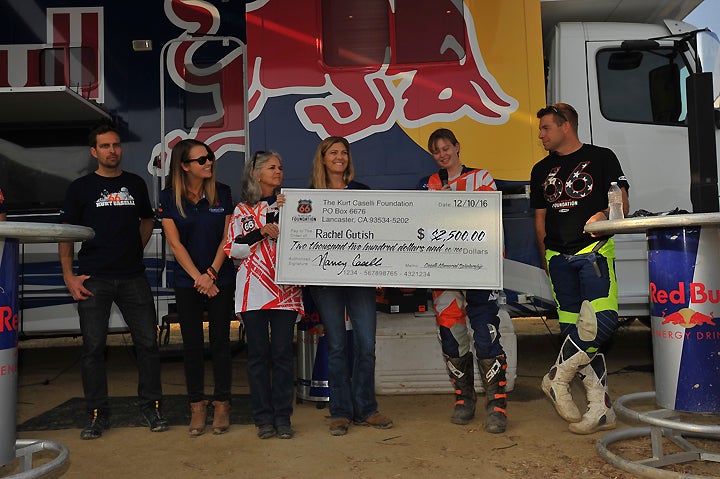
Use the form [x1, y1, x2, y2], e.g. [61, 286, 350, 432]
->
[401, 0, 546, 182]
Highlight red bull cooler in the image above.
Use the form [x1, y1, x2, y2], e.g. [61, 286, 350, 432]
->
[648, 226, 720, 413]
[0, 238, 19, 465]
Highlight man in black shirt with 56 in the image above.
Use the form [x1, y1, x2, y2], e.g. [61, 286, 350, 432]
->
[59, 124, 168, 439]
[530, 103, 629, 435]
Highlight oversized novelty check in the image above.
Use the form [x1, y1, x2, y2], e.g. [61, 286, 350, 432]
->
[275, 189, 502, 289]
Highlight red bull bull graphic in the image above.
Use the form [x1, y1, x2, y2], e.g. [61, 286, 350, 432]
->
[152, 0, 544, 188]
[648, 226, 720, 413]
[151, 0, 247, 178]
[247, 0, 516, 143]
[0, 238, 19, 465]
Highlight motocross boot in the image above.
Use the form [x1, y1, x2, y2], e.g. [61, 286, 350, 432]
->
[478, 355, 508, 433]
[569, 353, 616, 434]
[445, 352, 476, 425]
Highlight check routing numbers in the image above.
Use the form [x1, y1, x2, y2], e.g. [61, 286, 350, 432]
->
[275, 189, 503, 289]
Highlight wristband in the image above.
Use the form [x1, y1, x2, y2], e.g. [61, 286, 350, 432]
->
[206, 267, 217, 283]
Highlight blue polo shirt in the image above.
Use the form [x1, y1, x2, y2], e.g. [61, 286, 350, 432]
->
[159, 183, 235, 288]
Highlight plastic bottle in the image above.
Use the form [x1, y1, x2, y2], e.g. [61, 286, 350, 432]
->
[608, 181, 624, 220]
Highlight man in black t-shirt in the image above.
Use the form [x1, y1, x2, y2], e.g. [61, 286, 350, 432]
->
[530, 103, 629, 435]
[59, 124, 168, 439]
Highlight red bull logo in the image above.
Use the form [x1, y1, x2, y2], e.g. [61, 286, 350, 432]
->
[660, 308, 716, 328]
[0, 304, 18, 352]
[650, 281, 720, 305]
[0, 306, 17, 333]
[246, 0, 517, 142]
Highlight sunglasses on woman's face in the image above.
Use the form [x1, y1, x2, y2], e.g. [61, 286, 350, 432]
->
[183, 155, 214, 166]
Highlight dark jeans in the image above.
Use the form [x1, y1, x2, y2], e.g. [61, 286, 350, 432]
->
[77, 275, 161, 410]
[242, 309, 297, 427]
[309, 286, 378, 422]
[175, 285, 234, 403]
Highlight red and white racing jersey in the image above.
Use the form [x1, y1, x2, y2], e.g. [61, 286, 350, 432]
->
[224, 199, 303, 314]
[427, 166, 496, 192]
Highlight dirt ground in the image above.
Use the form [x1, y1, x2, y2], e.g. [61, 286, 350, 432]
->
[4, 318, 720, 479]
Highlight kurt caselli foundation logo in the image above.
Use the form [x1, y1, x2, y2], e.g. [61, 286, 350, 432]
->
[291, 199, 316, 223]
[296, 199, 312, 214]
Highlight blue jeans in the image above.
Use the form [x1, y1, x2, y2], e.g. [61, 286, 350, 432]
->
[242, 309, 297, 427]
[175, 285, 234, 403]
[77, 275, 161, 410]
[309, 286, 378, 422]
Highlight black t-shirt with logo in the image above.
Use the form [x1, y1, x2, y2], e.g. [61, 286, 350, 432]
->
[60, 171, 154, 277]
[530, 144, 629, 254]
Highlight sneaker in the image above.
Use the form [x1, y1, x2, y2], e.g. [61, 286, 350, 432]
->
[257, 424, 276, 439]
[276, 424, 294, 439]
[141, 401, 169, 432]
[329, 418, 350, 436]
[80, 408, 110, 440]
[354, 412, 393, 429]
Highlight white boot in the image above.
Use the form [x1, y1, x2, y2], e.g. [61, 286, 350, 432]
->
[541, 336, 589, 423]
[569, 353, 617, 434]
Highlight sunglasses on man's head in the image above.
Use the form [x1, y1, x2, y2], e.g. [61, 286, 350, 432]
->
[183, 154, 214, 166]
[546, 105, 567, 122]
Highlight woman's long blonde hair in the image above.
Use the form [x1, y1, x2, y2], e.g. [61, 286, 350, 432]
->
[168, 139, 217, 217]
[308, 136, 354, 189]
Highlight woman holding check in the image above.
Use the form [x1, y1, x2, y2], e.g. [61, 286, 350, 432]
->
[307, 136, 393, 436]
[225, 150, 303, 440]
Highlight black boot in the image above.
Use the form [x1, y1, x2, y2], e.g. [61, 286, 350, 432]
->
[445, 352, 476, 425]
[478, 355, 508, 434]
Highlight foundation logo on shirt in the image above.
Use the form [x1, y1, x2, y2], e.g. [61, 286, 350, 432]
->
[95, 188, 136, 207]
[209, 202, 225, 214]
[296, 199, 312, 214]
[242, 216, 257, 232]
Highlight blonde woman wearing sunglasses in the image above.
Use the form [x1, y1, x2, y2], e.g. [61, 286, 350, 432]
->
[160, 139, 235, 436]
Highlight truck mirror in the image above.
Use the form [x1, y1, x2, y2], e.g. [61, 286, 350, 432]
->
[697, 31, 720, 102]
[649, 63, 682, 123]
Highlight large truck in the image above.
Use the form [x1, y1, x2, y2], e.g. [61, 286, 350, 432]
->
[1, 0, 718, 335]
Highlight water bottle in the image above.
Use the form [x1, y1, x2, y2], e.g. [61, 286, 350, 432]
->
[608, 181, 624, 220]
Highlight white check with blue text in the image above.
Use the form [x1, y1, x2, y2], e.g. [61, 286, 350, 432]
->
[275, 189, 503, 289]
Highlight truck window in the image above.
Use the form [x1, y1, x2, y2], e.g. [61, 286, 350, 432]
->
[321, 0, 466, 66]
[597, 48, 688, 125]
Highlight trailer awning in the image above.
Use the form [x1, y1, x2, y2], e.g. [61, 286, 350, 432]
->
[0, 86, 111, 126]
